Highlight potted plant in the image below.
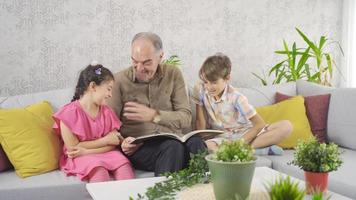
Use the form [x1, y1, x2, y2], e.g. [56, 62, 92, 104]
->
[290, 137, 342, 194]
[311, 189, 331, 200]
[265, 176, 305, 200]
[205, 139, 256, 200]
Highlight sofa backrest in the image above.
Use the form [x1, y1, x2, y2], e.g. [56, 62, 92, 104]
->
[0, 88, 73, 111]
[297, 80, 356, 150]
[237, 82, 297, 107]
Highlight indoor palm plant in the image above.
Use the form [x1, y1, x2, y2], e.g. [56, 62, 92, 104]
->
[205, 139, 256, 200]
[253, 27, 343, 86]
[289, 137, 342, 194]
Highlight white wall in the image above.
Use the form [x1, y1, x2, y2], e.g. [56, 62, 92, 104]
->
[0, 0, 343, 97]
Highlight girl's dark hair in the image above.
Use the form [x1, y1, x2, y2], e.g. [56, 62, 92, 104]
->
[71, 64, 114, 102]
[199, 53, 232, 82]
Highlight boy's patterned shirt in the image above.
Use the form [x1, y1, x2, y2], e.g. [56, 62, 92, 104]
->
[191, 83, 257, 133]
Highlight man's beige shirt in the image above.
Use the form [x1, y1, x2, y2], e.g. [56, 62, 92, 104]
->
[108, 64, 192, 138]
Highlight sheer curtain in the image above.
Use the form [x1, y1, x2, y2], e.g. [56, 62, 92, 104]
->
[342, 0, 356, 87]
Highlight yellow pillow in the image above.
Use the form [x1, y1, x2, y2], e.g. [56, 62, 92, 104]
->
[256, 96, 313, 148]
[0, 101, 60, 178]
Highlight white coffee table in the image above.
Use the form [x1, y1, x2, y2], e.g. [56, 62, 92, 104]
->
[86, 167, 351, 200]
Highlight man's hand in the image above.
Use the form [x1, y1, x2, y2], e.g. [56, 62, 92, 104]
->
[103, 130, 123, 146]
[123, 102, 157, 122]
[66, 146, 88, 158]
[121, 137, 143, 156]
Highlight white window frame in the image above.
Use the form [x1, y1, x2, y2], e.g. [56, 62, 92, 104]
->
[342, 0, 356, 87]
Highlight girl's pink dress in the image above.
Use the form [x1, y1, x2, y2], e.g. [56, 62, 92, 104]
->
[53, 100, 131, 181]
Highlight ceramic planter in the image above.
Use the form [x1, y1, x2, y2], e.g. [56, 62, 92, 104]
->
[205, 155, 256, 200]
[304, 171, 329, 194]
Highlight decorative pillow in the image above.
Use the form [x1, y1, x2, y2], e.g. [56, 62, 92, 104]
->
[256, 96, 313, 148]
[0, 101, 61, 178]
[275, 92, 331, 143]
[0, 145, 13, 172]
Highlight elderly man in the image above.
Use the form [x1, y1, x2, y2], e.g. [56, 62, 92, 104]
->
[108, 32, 206, 176]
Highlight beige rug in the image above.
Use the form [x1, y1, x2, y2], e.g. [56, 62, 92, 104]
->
[177, 183, 270, 200]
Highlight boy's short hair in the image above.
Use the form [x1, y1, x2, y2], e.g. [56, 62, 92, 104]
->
[199, 53, 231, 81]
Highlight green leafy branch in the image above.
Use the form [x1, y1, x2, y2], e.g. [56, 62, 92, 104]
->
[129, 151, 210, 200]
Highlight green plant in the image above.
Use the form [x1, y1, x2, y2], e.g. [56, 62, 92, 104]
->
[129, 151, 210, 200]
[265, 176, 305, 200]
[214, 139, 255, 162]
[253, 27, 343, 86]
[311, 189, 331, 200]
[289, 137, 342, 172]
[162, 55, 182, 68]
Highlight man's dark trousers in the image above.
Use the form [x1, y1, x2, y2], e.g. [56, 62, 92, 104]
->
[128, 135, 206, 176]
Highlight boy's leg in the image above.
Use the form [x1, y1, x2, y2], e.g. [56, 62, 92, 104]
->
[250, 120, 292, 148]
[205, 141, 219, 153]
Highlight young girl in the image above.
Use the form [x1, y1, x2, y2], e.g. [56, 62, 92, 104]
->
[192, 53, 292, 154]
[53, 63, 134, 182]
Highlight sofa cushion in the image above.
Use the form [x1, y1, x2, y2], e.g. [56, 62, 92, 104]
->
[264, 148, 356, 199]
[0, 101, 61, 178]
[0, 145, 12, 172]
[328, 88, 356, 150]
[256, 96, 313, 148]
[275, 92, 331, 143]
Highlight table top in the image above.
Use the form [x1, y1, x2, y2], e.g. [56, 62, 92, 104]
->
[86, 167, 351, 200]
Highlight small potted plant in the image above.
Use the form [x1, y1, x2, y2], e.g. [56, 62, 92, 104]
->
[265, 176, 305, 200]
[205, 139, 256, 200]
[311, 189, 331, 200]
[290, 137, 342, 194]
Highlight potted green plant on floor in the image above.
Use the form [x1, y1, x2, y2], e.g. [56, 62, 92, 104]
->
[265, 176, 305, 200]
[289, 137, 342, 194]
[205, 139, 256, 200]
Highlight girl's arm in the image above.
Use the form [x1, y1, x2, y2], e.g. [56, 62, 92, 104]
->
[242, 114, 267, 144]
[76, 131, 122, 149]
[195, 104, 206, 130]
[66, 145, 116, 158]
[60, 121, 121, 150]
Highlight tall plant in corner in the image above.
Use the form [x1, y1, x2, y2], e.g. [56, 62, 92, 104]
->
[253, 27, 343, 86]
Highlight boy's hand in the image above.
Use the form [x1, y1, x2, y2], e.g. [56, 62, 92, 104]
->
[66, 146, 88, 158]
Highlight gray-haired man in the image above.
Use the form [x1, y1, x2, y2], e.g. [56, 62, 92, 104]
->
[108, 32, 206, 176]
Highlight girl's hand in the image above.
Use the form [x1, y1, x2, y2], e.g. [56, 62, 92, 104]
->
[66, 146, 88, 158]
[103, 131, 123, 146]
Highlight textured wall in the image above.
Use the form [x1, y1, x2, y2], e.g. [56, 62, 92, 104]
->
[0, 0, 343, 97]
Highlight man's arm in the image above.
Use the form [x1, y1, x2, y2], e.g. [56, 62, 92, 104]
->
[155, 68, 192, 129]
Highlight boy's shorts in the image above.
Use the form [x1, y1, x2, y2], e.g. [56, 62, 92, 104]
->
[206, 124, 269, 145]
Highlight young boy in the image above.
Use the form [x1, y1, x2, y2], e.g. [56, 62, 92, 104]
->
[192, 53, 292, 155]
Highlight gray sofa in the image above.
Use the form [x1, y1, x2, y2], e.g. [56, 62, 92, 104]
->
[0, 80, 355, 199]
